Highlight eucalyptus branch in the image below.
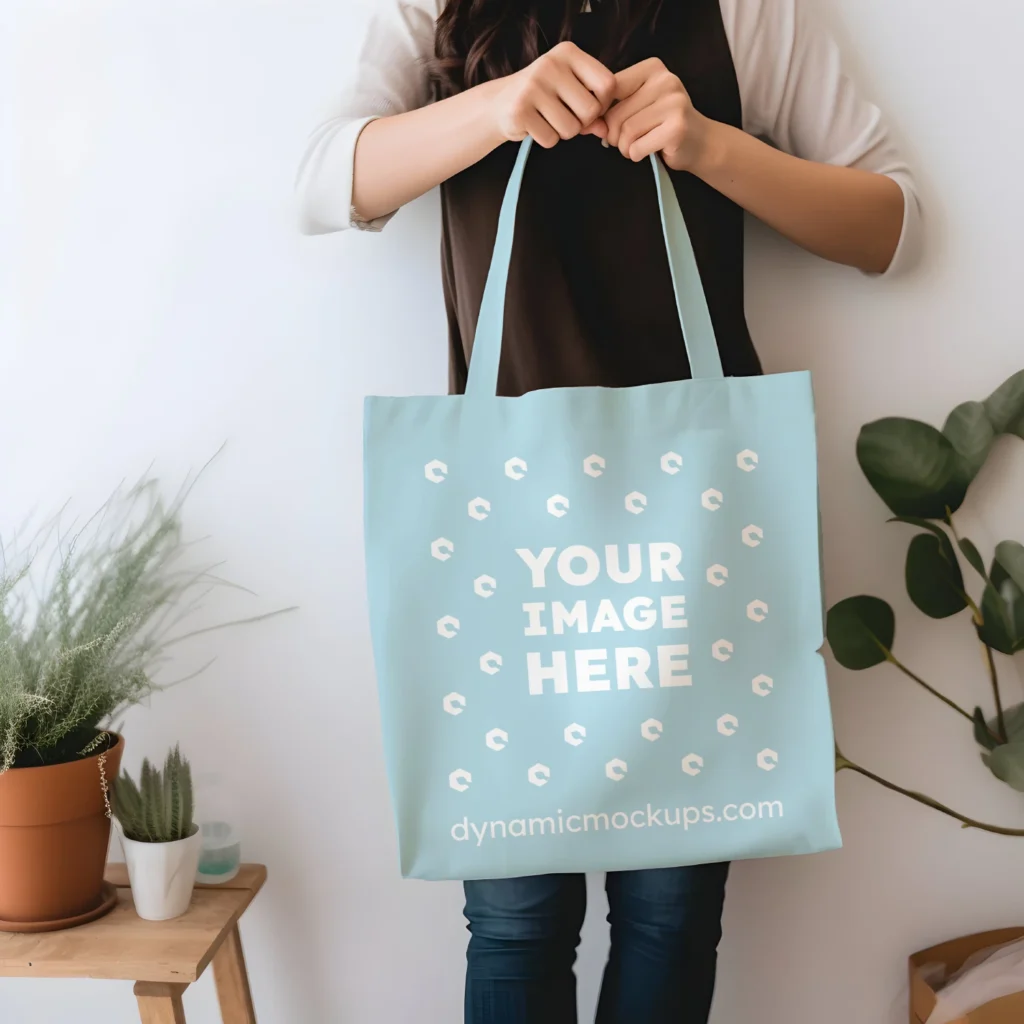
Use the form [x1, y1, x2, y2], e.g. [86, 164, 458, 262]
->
[943, 510, 972, 567]
[944, 512, 1009, 740]
[836, 751, 1024, 837]
[884, 652, 975, 723]
[962, 591, 984, 623]
[983, 643, 1008, 742]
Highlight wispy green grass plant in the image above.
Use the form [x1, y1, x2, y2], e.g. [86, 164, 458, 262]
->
[0, 463, 290, 772]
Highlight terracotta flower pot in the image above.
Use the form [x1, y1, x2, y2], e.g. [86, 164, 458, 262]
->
[0, 733, 123, 927]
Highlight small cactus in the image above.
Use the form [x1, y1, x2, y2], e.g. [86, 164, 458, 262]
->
[113, 745, 197, 843]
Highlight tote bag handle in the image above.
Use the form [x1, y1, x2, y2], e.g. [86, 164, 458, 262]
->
[465, 137, 725, 398]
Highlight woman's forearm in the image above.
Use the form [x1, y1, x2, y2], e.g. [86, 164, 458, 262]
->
[352, 81, 506, 224]
[693, 120, 905, 274]
[352, 43, 619, 224]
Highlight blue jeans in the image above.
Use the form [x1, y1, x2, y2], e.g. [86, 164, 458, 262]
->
[463, 863, 729, 1023]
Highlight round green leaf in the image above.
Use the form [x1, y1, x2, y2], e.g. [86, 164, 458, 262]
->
[1000, 580, 1024, 651]
[986, 741, 1024, 793]
[905, 532, 968, 619]
[957, 536, 987, 579]
[943, 400, 996, 487]
[991, 702, 1024, 744]
[994, 540, 1024, 592]
[984, 551, 1024, 654]
[826, 596, 895, 670]
[978, 579, 1024, 655]
[858, 372, 1024, 518]
[974, 707, 999, 751]
[983, 369, 1024, 439]
[857, 418, 967, 518]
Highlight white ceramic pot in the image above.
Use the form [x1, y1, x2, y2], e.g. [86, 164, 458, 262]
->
[118, 826, 202, 921]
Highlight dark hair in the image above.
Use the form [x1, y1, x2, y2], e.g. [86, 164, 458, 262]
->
[433, 0, 662, 95]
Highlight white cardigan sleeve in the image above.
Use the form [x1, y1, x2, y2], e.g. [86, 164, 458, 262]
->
[294, 0, 439, 234]
[297, 0, 921, 274]
[720, 0, 921, 274]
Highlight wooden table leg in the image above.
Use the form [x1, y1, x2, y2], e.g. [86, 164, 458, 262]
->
[212, 924, 257, 1024]
[135, 981, 188, 1024]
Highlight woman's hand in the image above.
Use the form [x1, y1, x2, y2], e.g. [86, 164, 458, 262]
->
[603, 57, 902, 272]
[348, 42, 614, 224]
[604, 58, 713, 171]
[493, 42, 616, 148]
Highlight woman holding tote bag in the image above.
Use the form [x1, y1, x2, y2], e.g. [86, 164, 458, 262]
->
[297, 0, 918, 1021]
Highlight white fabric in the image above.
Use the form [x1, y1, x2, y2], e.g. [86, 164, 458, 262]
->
[295, 0, 920, 274]
[927, 939, 1024, 1024]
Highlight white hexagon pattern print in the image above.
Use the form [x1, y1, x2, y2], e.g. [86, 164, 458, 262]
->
[624, 491, 647, 514]
[504, 457, 527, 480]
[442, 692, 466, 716]
[468, 497, 491, 521]
[564, 723, 586, 746]
[485, 728, 509, 751]
[742, 524, 764, 547]
[479, 652, 503, 675]
[424, 459, 448, 483]
[660, 451, 682, 474]
[717, 714, 739, 737]
[746, 600, 769, 623]
[701, 488, 723, 511]
[431, 537, 454, 561]
[436, 616, 460, 639]
[473, 575, 497, 598]
[706, 564, 728, 586]
[736, 449, 759, 472]
[546, 494, 570, 517]
[641, 719, 663, 741]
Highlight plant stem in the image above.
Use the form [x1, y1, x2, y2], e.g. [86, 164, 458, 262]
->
[836, 753, 1024, 837]
[885, 653, 974, 723]
[944, 514, 985, 621]
[944, 510, 1008, 742]
[983, 643, 1008, 742]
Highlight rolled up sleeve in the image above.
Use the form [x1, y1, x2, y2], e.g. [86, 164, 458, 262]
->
[295, 0, 439, 234]
[723, 0, 921, 275]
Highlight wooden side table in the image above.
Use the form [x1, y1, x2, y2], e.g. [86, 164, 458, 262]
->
[0, 862, 267, 1023]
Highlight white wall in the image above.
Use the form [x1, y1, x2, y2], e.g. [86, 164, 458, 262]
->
[3, 1, 1024, 1021]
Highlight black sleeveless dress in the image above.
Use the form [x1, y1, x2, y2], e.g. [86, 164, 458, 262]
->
[439, 0, 760, 398]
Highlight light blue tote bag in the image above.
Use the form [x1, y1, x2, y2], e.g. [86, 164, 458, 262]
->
[364, 139, 841, 880]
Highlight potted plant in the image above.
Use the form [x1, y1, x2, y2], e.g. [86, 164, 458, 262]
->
[113, 746, 201, 921]
[0, 468, 290, 931]
[826, 368, 1024, 833]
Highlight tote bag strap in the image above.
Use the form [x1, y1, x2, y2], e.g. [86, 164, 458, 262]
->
[465, 136, 726, 399]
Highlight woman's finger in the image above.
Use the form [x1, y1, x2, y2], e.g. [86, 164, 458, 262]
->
[580, 117, 608, 139]
[552, 66, 608, 130]
[604, 77, 661, 147]
[611, 58, 664, 102]
[563, 48, 617, 111]
[625, 120, 678, 163]
[521, 107, 562, 149]
[616, 104, 664, 160]
[533, 91, 582, 142]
